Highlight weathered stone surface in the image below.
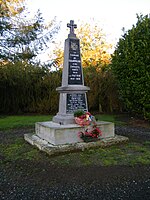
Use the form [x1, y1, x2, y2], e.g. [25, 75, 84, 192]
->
[24, 133, 129, 156]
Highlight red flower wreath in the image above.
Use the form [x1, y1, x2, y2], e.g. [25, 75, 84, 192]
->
[74, 110, 102, 142]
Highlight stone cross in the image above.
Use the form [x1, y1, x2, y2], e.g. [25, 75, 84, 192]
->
[67, 20, 77, 35]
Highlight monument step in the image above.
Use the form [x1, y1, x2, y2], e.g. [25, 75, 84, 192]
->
[24, 133, 129, 156]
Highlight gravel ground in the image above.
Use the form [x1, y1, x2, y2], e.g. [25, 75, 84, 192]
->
[116, 125, 150, 142]
[0, 124, 150, 200]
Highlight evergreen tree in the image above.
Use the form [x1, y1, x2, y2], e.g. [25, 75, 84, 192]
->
[111, 14, 150, 119]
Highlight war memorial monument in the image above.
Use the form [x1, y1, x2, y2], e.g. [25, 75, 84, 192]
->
[24, 20, 128, 155]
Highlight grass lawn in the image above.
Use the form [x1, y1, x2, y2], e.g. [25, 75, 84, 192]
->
[0, 115, 52, 130]
[0, 114, 150, 167]
[95, 114, 116, 122]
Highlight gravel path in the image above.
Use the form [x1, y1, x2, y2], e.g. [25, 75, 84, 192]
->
[115, 125, 150, 142]
[1, 164, 150, 200]
[0, 125, 150, 200]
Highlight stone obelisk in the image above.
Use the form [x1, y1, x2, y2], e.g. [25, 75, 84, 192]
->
[53, 20, 90, 125]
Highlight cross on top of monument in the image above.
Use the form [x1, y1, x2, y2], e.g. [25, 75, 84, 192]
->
[67, 20, 77, 35]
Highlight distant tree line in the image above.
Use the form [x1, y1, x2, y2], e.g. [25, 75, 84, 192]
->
[0, 62, 122, 114]
[0, 62, 61, 114]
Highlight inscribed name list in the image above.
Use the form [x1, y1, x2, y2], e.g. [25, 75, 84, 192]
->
[68, 39, 83, 85]
[66, 93, 87, 114]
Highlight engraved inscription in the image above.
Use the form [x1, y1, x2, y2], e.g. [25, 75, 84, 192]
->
[68, 39, 83, 85]
[66, 93, 87, 114]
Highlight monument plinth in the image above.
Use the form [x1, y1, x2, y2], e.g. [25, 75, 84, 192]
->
[53, 20, 90, 125]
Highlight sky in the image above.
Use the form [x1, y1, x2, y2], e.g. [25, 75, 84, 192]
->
[26, 0, 150, 61]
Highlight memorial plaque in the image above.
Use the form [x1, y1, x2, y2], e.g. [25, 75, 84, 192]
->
[68, 39, 83, 85]
[66, 93, 87, 114]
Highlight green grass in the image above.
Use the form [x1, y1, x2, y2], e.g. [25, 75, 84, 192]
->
[48, 142, 150, 167]
[95, 114, 126, 125]
[0, 115, 52, 130]
[95, 114, 115, 122]
[3, 138, 149, 167]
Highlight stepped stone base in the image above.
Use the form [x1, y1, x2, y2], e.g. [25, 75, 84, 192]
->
[24, 120, 129, 156]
